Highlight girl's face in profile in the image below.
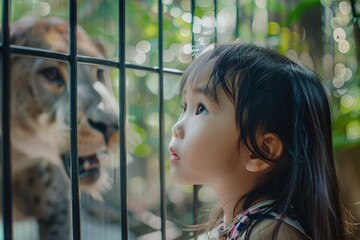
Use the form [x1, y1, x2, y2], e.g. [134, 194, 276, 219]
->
[168, 66, 247, 187]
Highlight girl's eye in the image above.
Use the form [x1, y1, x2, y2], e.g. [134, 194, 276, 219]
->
[196, 104, 208, 115]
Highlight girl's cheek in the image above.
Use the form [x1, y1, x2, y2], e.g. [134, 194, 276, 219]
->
[189, 135, 209, 157]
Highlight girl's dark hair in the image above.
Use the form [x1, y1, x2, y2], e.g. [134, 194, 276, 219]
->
[180, 43, 354, 239]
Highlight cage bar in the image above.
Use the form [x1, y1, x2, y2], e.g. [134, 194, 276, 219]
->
[236, 0, 240, 38]
[190, 0, 201, 235]
[118, 0, 129, 239]
[1, 0, 13, 238]
[158, 0, 167, 239]
[69, 0, 82, 239]
[214, 0, 218, 43]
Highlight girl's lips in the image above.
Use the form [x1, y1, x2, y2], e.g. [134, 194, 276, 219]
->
[170, 153, 180, 162]
[169, 147, 180, 163]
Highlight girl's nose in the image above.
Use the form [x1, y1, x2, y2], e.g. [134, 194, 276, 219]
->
[172, 120, 184, 139]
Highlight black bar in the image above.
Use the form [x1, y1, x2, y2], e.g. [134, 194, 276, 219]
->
[190, 0, 200, 235]
[1, 0, 13, 239]
[6, 45, 185, 75]
[191, 0, 195, 47]
[126, 62, 183, 75]
[77, 58, 183, 75]
[119, 0, 128, 239]
[235, 0, 239, 38]
[214, 0, 218, 43]
[163, 68, 183, 75]
[69, 0, 81, 239]
[10, 45, 69, 61]
[125, 62, 167, 73]
[78, 55, 119, 68]
[77, 59, 184, 75]
[158, 0, 167, 239]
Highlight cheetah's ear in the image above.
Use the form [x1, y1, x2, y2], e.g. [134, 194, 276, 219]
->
[245, 133, 283, 173]
[93, 40, 108, 58]
[10, 15, 38, 45]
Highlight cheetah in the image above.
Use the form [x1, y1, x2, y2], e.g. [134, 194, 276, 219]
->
[0, 16, 120, 240]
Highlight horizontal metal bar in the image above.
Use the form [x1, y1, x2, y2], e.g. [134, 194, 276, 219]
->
[72, 58, 184, 75]
[10, 45, 69, 61]
[126, 63, 183, 75]
[77, 58, 184, 75]
[163, 67, 183, 75]
[3, 45, 184, 75]
[78, 55, 119, 67]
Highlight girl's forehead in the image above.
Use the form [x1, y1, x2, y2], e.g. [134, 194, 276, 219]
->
[181, 56, 216, 93]
[182, 69, 213, 92]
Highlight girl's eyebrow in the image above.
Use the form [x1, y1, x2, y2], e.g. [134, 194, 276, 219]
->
[183, 84, 219, 104]
[183, 85, 208, 95]
[193, 85, 208, 96]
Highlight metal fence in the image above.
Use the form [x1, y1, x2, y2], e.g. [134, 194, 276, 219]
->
[0, 0, 358, 240]
[0, 0, 330, 239]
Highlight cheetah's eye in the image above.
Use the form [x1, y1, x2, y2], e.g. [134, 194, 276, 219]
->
[41, 67, 65, 88]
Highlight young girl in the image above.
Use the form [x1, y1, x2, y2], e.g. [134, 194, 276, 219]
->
[168, 43, 355, 239]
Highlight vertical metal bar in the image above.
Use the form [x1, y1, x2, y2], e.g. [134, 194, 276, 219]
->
[119, 0, 128, 239]
[1, 0, 13, 238]
[191, 0, 195, 47]
[158, 0, 167, 239]
[190, 0, 200, 235]
[69, 0, 81, 239]
[214, 0, 217, 43]
[235, 0, 239, 38]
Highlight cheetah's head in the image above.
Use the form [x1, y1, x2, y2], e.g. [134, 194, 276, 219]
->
[10, 16, 120, 199]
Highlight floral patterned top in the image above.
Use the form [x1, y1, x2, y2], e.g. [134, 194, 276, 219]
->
[217, 200, 311, 240]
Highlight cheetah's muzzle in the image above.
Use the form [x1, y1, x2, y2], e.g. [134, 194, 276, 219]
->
[79, 154, 101, 182]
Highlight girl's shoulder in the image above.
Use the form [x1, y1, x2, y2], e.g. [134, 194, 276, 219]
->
[245, 219, 308, 240]
[209, 220, 308, 240]
[217, 200, 311, 240]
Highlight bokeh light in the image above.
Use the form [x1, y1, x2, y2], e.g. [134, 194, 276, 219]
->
[338, 40, 350, 53]
[36, 1, 51, 16]
[333, 28, 346, 43]
[339, 1, 351, 15]
[346, 120, 360, 141]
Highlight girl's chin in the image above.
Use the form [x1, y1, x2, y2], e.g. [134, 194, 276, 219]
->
[170, 170, 200, 185]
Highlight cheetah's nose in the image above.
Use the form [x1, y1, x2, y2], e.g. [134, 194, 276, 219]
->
[87, 119, 118, 144]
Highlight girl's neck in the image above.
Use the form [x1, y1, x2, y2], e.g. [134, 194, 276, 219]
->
[218, 192, 269, 227]
[211, 170, 266, 227]
[216, 190, 245, 227]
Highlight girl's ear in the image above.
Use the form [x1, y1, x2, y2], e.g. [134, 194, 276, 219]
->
[262, 133, 284, 159]
[245, 133, 283, 173]
[245, 155, 271, 172]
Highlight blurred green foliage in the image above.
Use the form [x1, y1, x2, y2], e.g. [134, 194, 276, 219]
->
[6, 0, 360, 150]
